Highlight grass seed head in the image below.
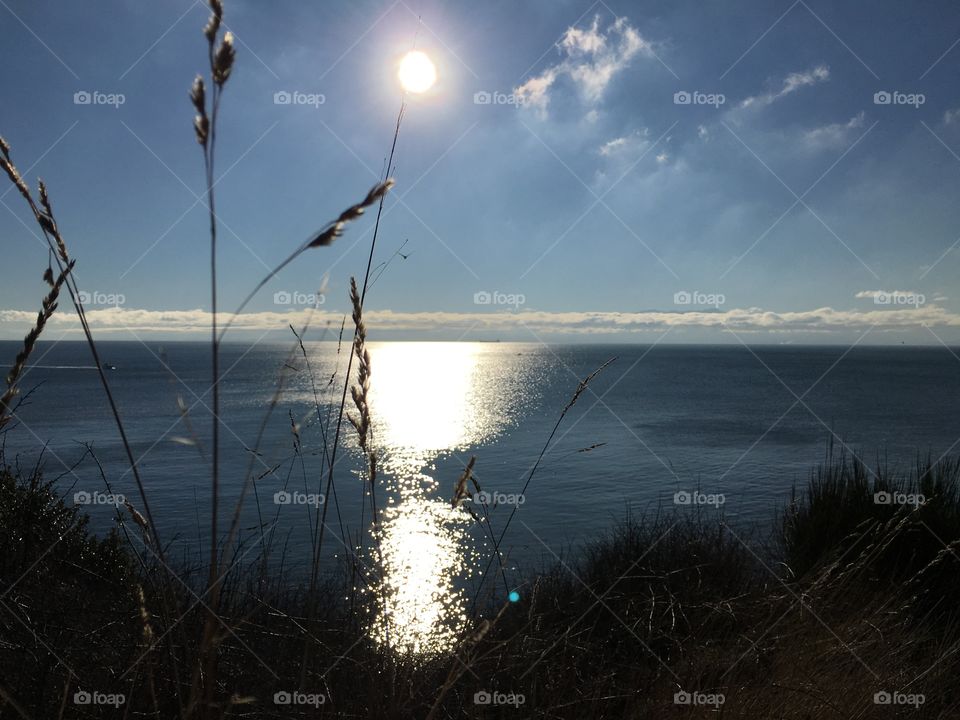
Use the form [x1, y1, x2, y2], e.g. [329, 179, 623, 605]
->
[213, 31, 236, 85]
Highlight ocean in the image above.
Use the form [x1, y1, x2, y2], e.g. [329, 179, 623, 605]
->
[4, 340, 959, 650]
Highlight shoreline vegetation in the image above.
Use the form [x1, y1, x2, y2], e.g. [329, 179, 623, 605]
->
[1, 2, 959, 717]
[1, 450, 959, 717]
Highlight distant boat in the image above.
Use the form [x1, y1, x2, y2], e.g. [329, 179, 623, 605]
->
[102, 362, 117, 370]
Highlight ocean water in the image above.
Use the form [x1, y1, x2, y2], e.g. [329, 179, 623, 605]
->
[4, 340, 960, 651]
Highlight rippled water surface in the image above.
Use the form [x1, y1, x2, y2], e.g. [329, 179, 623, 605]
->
[6, 340, 960, 652]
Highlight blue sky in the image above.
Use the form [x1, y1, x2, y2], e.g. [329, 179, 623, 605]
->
[2, 0, 960, 343]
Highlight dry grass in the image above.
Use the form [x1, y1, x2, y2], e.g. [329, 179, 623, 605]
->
[347, 276, 377, 495]
[1, 0, 398, 716]
[0, 260, 73, 429]
[2, 453, 959, 718]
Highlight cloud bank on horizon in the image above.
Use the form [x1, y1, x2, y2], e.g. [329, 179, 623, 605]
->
[1, 302, 956, 344]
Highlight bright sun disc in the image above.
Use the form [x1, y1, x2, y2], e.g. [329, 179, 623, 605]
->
[398, 50, 436, 93]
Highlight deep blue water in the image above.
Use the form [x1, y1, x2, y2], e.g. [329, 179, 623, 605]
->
[4, 340, 960, 578]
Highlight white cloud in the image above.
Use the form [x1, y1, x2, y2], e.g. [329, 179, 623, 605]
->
[515, 15, 654, 115]
[1, 302, 956, 339]
[802, 111, 865, 149]
[561, 17, 609, 55]
[513, 69, 557, 113]
[599, 136, 628, 156]
[854, 289, 921, 299]
[740, 65, 830, 109]
[598, 128, 649, 157]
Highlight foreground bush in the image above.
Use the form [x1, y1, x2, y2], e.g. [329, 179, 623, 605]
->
[782, 450, 960, 588]
[2, 452, 959, 718]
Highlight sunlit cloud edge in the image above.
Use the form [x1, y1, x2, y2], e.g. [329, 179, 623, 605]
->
[1, 304, 957, 339]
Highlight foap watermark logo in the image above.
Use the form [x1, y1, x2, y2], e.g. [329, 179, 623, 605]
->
[674, 490, 725, 507]
[273, 290, 325, 307]
[73, 90, 125, 108]
[874, 90, 925, 108]
[273, 690, 326, 707]
[674, 90, 725, 108]
[273, 90, 325, 108]
[874, 290, 925, 307]
[874, 690, 925, 708]
[73, 690, 126, 708]
[674, 290, 725, 309]
[473, 490, 525, 507]
[874, 491, 925, 508]
[78, 290, 126, 307]
[674, 690, 725, 708]
[474, 290, 526, 308]
[474, 90, 526, 107]
[74, 490, 125, 506]
[474, 690, 526, 707]
[274, 490, 325, 507]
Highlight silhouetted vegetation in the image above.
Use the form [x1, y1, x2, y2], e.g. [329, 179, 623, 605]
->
[2, 450, 959, 718]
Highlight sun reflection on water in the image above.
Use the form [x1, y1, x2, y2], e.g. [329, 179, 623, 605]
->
[363, 342, 522, 655]
[369, 472, 468, 654]
[369, 342, 498, 474]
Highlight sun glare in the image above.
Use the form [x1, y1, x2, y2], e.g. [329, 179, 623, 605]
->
[398, 50, 436, 93]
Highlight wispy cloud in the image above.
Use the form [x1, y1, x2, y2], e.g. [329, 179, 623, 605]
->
[802, 111, 865, 149]
[854, 290, 921, 299]
[598, 128, 650, 157]
[516, 15, 653, 115]
[740, 65, 830, 109]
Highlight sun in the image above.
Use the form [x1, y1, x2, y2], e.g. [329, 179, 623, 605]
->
[398, 50, 436, 93]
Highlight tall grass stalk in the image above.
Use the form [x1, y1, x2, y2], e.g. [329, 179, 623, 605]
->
[471, 357, 616, 608]
[301, 101, 405, 682]
[188, 3, 234, 711]
[0, 136, 187, 709]
[185, 2, 394, 714]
